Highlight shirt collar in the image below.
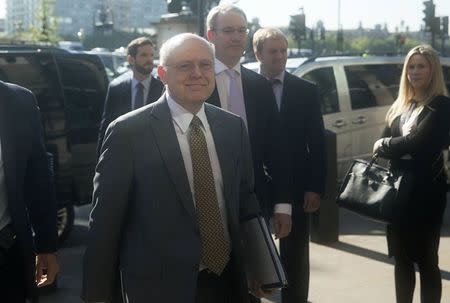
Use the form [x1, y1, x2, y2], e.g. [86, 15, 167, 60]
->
[166, 92, 208, 134]
[131, 75, 152, 90]
[214, 58, 241, 76]
[259, 66, 285, 84]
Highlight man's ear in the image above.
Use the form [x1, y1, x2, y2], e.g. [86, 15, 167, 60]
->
[254, 50, 262, 62]
[127, 55, 134, 67]
[206, 29, 215, 43]
[157, 66, 167, 84]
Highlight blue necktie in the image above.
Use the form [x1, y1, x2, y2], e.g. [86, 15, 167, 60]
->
[134, 82, 144, 109]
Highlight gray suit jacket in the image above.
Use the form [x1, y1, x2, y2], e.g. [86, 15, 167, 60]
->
[82, 96, 260, 303]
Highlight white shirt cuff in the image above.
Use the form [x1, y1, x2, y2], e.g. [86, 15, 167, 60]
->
[273, 203, 292, 216]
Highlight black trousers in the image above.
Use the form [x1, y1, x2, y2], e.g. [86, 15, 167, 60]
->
[0, 241, 28, 303]
[280, 209, 310, 303]
[389, 226, 442, 303]
[196, 261, 240, 303]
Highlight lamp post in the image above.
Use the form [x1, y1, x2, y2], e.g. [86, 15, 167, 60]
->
[197, 0, 205, 37]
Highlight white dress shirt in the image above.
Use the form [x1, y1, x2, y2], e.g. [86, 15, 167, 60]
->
[131, 76, 152, 110]
[166, 94, 231, 270]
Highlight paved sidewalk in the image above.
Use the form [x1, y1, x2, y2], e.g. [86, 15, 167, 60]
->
[263, 206, 450, 303]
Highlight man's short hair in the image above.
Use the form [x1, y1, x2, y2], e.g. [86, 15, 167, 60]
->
[127, 37, 154, 57]
[159, 33, 214, 66]
[206, 4, 247, 31]
[252, 28, 288, 55]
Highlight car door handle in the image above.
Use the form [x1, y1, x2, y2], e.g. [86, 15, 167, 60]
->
[333, 120, 347, 128]
[352, 116, 367, 124]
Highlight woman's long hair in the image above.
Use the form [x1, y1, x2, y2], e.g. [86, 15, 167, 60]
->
[386, 44, 449, 126]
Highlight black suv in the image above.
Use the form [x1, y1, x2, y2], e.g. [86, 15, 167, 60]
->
[0, 45, 108, 244]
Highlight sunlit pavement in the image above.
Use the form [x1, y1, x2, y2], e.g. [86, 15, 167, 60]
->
[42, 203, 450, 303]
[263, 206, 450, 303]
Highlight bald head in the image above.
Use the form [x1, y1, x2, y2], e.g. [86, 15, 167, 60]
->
[159, 33, 214, 66]
[157, 33, 216, 114]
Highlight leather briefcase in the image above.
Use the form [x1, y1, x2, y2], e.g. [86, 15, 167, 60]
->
[336, 155, 404, 223]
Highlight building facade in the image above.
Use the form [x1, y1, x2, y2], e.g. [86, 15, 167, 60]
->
[5, 0, 39, 35]
[5, 0, 167, 36]
[106, 0, 166, 32]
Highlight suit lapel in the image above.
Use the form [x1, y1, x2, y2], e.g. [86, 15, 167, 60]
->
[148, 98, 197, 223]
[207, 85, 221, 107]
[417, 103, 433, 125]
[240, 67, 256, 137]
[146, 77, 162, 104]
[124, 77, 132, 111]
[0, 84, 17, 204]
[280, 71, 290, 115]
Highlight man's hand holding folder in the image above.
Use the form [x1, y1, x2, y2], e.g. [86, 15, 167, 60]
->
[240, 215, 288, 295]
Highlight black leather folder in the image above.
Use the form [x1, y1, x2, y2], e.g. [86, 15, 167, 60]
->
[240, 215, 288, 290]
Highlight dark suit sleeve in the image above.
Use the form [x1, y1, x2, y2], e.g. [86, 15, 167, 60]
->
[378, 97, 450, 158]
[304, 84, 327, 194]
[25, 92, 58, 253]
[97, 83, 115, 158]
[83, 120, 134, 302]
[239, 118, 260, 219]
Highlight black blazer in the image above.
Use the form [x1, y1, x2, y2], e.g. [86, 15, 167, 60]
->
[378, 95, 450, 226]
[0, 81, 57, 301]
[97, 72, 164, 156]
[207, 66, 291, 217]
[280, 72, 326, 205]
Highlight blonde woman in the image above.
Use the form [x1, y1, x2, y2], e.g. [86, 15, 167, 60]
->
[373, 45, 450, 303]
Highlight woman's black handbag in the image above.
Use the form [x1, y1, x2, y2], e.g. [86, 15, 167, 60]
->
[336, 155, 405, 223]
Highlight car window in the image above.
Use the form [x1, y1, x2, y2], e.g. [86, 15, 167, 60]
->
[345, 64, 402, 110]
[302, 67, 339, 115]
[0, 54, 65, 139]
[55, 54, 108, 144]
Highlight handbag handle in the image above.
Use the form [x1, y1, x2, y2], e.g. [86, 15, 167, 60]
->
[363, 153, 379, 175]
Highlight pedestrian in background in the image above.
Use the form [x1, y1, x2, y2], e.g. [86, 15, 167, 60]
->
[97, 36, 164, 157]
[253, 27, 326, 303]
[205, 3, 292, 240]
[373, 44, 450, 303]
[0, 81, 59, 302]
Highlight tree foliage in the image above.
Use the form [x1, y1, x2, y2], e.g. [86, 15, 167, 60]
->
[30, 0, 60, 44]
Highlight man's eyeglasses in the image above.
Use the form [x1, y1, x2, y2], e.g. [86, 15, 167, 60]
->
[215, 27, 249, 36]
[165, 61, 214, 73]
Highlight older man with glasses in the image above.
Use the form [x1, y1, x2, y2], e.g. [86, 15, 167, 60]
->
[82, 33, 268, 303]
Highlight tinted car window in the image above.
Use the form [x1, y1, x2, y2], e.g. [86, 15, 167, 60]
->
[302, 67, 339, 114]
[345, 64, 402, 110]
[0, 53, 75, 201]
[0, 53, 66, 141]
[55, 54, 108, 144]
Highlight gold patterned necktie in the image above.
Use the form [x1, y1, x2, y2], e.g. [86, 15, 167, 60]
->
[189, 115, 230, 275]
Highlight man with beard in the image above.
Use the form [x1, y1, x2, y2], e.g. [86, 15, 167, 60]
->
[97, 37, 164, 156]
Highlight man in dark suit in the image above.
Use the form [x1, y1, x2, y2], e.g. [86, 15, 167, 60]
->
[0, 81, 59, 302]
[206, 4, 292, 240]
[253, 28, 327, 303]
[83, 33, 266, 303]
[97, 37, 164, 156]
